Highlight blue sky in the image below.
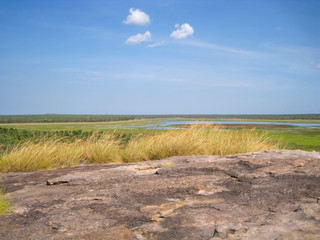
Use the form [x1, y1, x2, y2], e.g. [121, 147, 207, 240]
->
[0, 0, 319, 114]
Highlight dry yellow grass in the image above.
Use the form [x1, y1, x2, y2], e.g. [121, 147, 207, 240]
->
[123, 125, 278, 162]
[0, 125, 280, 172]
[0, 138, 82, 173]
[0, 134, 121, 173]
[81, 133, 122, 164]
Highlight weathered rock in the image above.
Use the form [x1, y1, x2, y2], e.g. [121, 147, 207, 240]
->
[0, 150, 319, 239]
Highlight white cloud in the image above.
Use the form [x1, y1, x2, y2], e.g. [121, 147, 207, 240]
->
[170, 23, 194, 39]
[147, 40, 165, 48]
[123, 8, 150, 26]
[125, 31, 152, 45]
[310, 61, 320, 69]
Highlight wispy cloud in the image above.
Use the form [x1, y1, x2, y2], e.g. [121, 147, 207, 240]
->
[170, 23, 194, 39]
[123, 8, 150, 26]
[210, 82, 253, 88]
[310, 61, 320, 69]
[125, 31, 152, 45]
[148, 40, 165, 48]
[55, 68, 157, 83]
[166, 77, 187, 83]
[39, 23, 113, 39]
[180, 40, 256, 56]
[55, 68, 109, 78]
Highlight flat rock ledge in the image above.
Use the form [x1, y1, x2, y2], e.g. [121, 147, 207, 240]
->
[0, 150, 320, 240]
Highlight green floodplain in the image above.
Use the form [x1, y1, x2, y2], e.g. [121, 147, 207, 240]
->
[0, 114, 319, 152]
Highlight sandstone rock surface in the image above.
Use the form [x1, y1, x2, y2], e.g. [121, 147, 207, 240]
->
[0, 150, 319, 239]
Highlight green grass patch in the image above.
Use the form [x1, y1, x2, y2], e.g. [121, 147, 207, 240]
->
[269, 128, 320, 151]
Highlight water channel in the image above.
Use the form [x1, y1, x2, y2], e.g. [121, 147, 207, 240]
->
[127, 120, 320, 129]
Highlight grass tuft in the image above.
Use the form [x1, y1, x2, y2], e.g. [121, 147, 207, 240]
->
[0, 134, 121, 172]
[0, 189, 11, 215]
[123, 125, 279, 162]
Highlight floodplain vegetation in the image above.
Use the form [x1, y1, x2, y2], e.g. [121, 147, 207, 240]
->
[1, 113, 319, 123]
[0, 125, 280, 173]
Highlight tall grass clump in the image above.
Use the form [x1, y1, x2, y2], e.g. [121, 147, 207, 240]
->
[0, 133, 121, 173]
[80, 133, 121, 164]
[123, 125, 279, 162]
[0, 125, 280, 172]
[0, 138, 83, 173]
[203, 126, 278, 155]
[122, 127, 206, 162]
[0, 189, 11, 215]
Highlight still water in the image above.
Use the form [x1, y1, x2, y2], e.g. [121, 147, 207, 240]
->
[128, 120, 320, 129]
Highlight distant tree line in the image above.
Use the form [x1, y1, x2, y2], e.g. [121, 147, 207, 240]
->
[0, 114, 319, 124]
[0, 114, 135, 123]
[134, 114, 320, 120]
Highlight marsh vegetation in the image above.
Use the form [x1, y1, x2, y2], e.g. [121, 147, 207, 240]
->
[1, 114, 319, 124]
